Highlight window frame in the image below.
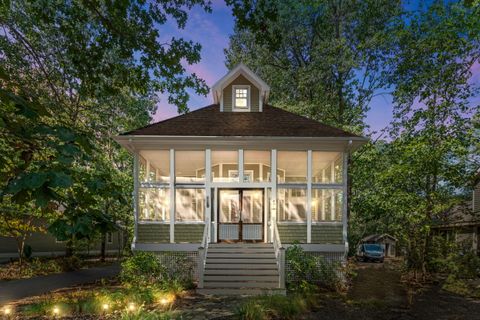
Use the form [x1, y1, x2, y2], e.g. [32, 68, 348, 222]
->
[232, 85, 251, 111]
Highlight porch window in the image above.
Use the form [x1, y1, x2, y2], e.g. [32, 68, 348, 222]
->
[175, 188, 205, 222]
[139, 150, 170, 183]
[233, 85, 250, 110]
[175, 150, 205, 183]
[277, 188, 307, 222]
[212, 150, 239, 182]
[244, 150, 271, 182]
[312, 152, 343, 184]
[311, 189, 343, 222]
[277, 151, 307, 183]
[139, 187, 170, 222]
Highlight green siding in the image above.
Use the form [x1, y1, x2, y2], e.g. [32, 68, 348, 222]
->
[223, 75, 260, 112]
[278, 224, 307, 243]
[174, 224, 204, 243]
[311, 225, 343, 244]
[137, 224, 170, 243]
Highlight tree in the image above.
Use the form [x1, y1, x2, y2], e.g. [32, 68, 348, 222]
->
[225, 0, 400, 133]
[0, 0, 211, 254]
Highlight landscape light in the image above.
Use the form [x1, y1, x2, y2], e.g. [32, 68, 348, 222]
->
[102, 303, 109, 311]
[160, 298, 168, 305]
[4, 306, 11, 315]
[52, 306, 60, 315]
[128, 303, 135, 311]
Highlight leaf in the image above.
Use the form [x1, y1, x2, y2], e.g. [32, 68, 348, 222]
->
[23, 172, 48, 190]
[49, 172, 73, 188]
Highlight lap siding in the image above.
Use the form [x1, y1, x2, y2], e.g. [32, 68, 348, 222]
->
[137, 224, 170, 243]
[311, 225, 343, 244]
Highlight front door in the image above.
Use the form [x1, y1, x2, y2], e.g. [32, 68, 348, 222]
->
[218, 189, 264, 242]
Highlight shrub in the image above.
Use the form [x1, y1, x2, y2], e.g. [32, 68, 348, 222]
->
[286, 244, 340, 292]
[60, 256, 82, 271]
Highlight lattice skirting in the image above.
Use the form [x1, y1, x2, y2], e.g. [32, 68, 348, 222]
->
[285, 251, 345, 283]
[154, 251, 200, 281]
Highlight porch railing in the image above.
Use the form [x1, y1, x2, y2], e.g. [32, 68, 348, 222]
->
[197, 221, 211, 288]
[273, 222, 286, 289]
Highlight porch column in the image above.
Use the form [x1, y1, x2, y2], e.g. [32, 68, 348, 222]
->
[169, 149, 175, 243]
[133, 153, 139, 245]
[239, 149, 244, 183]
[270, 149, 277, 243]
[342, 151, 349, 255]
[307, 150, 312, 243]
[205, 149, 213, 243]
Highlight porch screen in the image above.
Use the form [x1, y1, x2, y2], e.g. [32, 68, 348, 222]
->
[139, 150, 169, 183]
[277, 151, 307, 183]
[311, 189, 343, 222]
[139, 187, 170, 222]
[212, 150, 238, 182]
[175, 189, 205, 222]
[175, 151, 205, 183]
[277, 188, 307, 222]
[243, 150, 270, 182]
[312, 152, 343, 184]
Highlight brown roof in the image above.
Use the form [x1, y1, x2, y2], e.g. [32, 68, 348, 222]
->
[122, 104, 362, 138]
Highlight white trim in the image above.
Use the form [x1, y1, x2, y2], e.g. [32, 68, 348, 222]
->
[133, 153, 139, 244]
[342, 152, 348, 251]
[169, 149, 175, 243]
[271, 149, 277, 243]
[133, 243, 200, 252]
[307, 150, 312, 243]
[238, 149, 244, 182]
[205, 149, 212, 242]
[232, 85, 251, 112]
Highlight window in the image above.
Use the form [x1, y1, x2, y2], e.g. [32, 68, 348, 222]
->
[312, 152, 343, 184]
[139, 150, 169, 183]
[277, 151, 307, 183]
[175, 189, 205, 222]
[175, 151, 205, 183]
[278, 188, 307, 222]
[311, 189, 343, 222]
[139, 187, 170, 222]
[244, 150, 271, 182]
[212, 150, 238, 182]
[233, 85, 250, 110]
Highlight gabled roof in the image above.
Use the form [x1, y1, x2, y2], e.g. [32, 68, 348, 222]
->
[121, 104, 363, 139]
[211, 63, 270, 104]
[362, 234, 397, 243]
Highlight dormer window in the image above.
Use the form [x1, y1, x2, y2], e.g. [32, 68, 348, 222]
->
[233, 85, 250, 111]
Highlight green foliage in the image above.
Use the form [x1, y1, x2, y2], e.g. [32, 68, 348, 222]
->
[121, 252, 194, 291]
[226, 0, 400, 133]
[235, 293, 316, 320]
[0, 258, 63, 280]
[286, 244, 340, 292]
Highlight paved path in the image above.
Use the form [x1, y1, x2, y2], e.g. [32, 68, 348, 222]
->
[0, 263, 120, 304]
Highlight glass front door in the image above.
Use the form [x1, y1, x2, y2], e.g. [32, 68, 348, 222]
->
[218, 189, 264, 242]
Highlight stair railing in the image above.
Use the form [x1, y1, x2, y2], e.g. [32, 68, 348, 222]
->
[198, 221, 211, 289]
[272, 222, 286, 289]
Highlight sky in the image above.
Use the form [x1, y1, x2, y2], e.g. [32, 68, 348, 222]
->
[153, 1, 480, 137]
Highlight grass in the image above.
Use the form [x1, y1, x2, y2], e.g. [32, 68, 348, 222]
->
[234, 293, 319, 320]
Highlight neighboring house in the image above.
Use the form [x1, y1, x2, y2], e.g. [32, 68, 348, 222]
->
[114, 64, 367, 294]
[0, 220, 125, 263]
[432, 174, 480, 254]
[361, 234, 397, 257]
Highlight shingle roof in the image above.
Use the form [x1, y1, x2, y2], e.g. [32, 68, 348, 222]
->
[122, 104, 362, 138]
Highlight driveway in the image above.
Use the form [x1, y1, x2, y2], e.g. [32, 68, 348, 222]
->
[0, 263, 120, 305]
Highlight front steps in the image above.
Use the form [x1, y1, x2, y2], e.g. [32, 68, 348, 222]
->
[197, 243, 286, 296]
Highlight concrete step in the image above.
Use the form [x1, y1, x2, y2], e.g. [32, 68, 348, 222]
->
[204, 269, 279, 275]
[204, 281, 278, 288]
[206, 258, 276, 264]
[204, 275, 279, 282]
[197, 288, 286, 296]
[207, 253, 275, 259]
[205, 263, 277, 269]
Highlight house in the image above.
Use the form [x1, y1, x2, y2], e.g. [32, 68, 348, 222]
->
[360, 234, 397, 257]
[114, 64, 367, 294]
[432, 175, 480, 254]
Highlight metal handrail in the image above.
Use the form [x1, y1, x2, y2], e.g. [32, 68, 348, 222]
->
[272, 222, 285, 289]
[198, 221, 210, 288]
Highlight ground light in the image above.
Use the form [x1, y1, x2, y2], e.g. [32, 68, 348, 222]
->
[3, 306, 12, 315]
[102, 303, 109, 312]
[52, 306, 60, 316]
[128, 302, 136, 311]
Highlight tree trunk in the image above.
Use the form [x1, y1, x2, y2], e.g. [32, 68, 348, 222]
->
[101, 232, 106, 262]
[65, 237, 74, 257]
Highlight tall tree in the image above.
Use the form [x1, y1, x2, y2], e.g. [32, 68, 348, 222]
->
[225, 0, 400, 133]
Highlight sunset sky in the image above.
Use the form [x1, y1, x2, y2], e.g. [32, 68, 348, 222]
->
[153, 1, 480, 137]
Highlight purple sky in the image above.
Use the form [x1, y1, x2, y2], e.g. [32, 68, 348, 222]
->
[154, 1, 480, 137]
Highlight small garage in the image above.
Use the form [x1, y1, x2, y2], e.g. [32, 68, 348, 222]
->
[361, 234, 397, 257]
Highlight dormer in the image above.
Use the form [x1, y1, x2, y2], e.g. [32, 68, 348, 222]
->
[212, 63, 270, 112]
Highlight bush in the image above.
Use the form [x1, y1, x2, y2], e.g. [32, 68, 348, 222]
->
[286, 244, 340, 292]
[60, 256, 82, 271]
[121, 252, 194, 291]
